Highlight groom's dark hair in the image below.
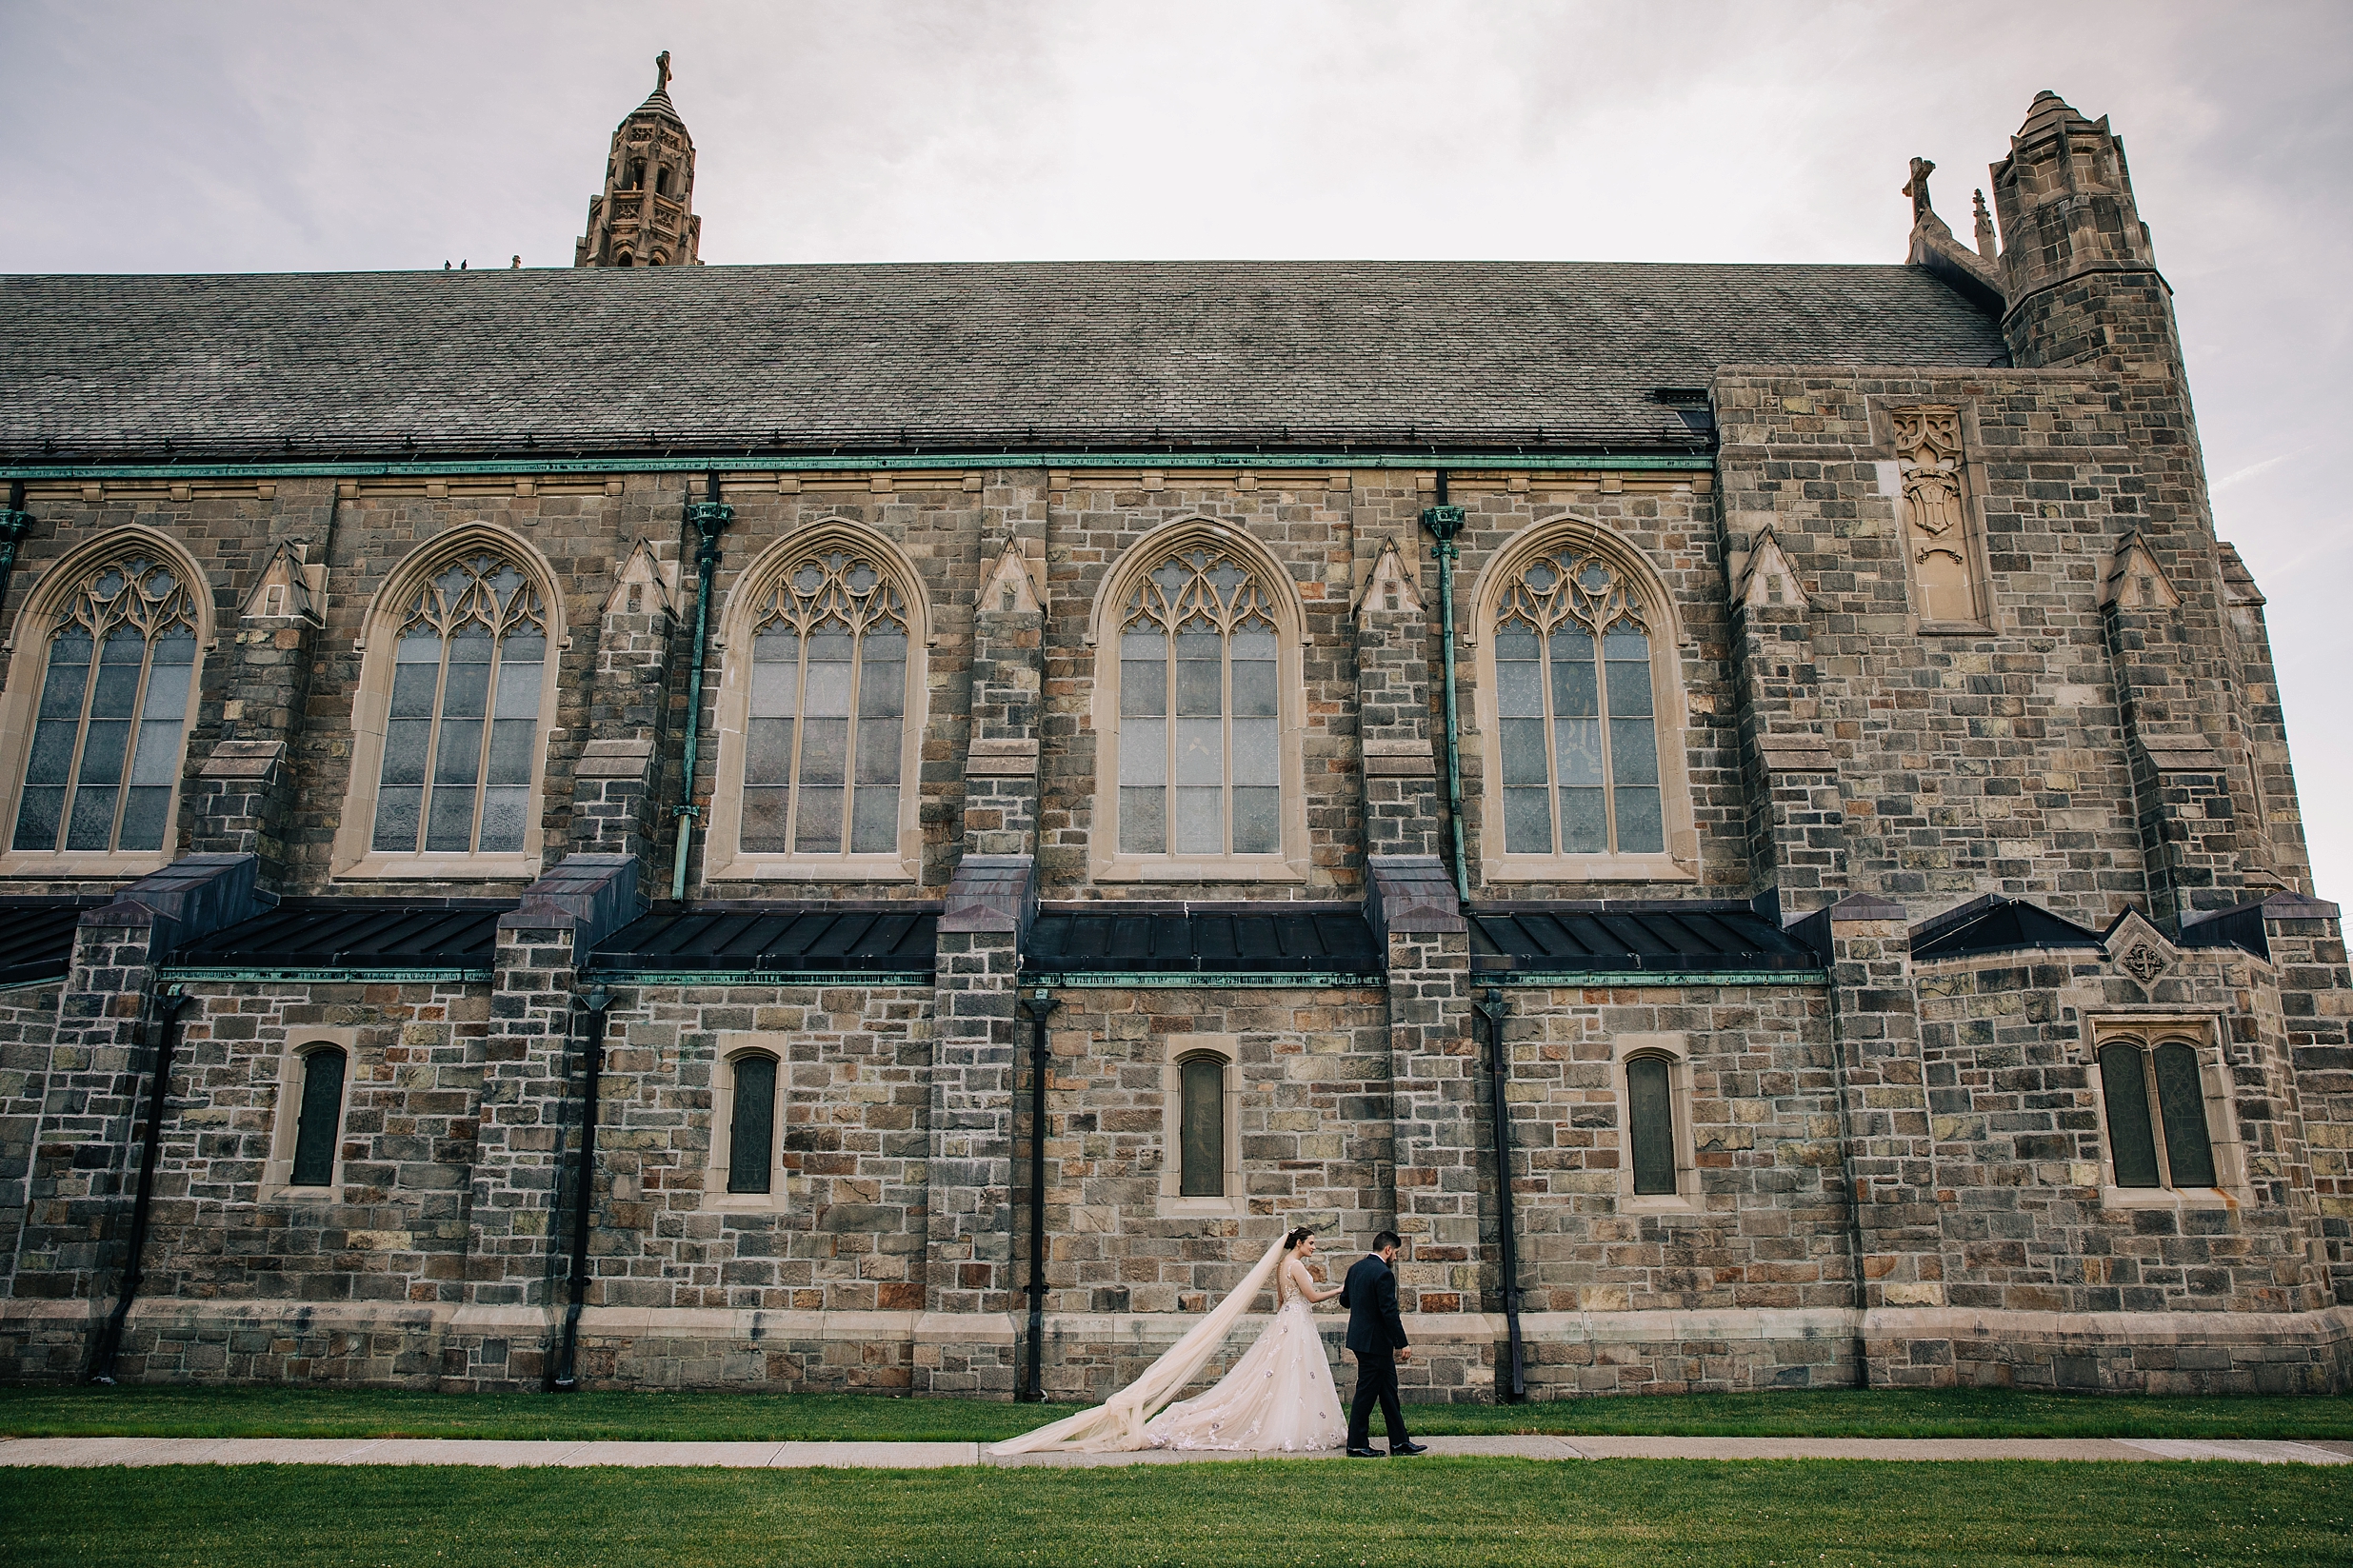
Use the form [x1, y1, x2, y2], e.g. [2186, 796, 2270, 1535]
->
[1371, 1230, 1402, 1252]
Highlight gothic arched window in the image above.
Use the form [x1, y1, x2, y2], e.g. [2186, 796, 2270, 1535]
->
[333, 530, 564, 878]
[728, 542, 913, 863]
[1115, 545, 1283, 858]
[11, 553, 199, 856]
[369, 554, 548, 857]
[1485, 541, 1682, 870]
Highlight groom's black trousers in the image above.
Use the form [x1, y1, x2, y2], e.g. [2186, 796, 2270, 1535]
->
[1346, 1349, 1409, 1449]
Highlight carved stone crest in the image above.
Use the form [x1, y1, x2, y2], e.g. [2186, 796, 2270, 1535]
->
[1889, 406, 1979, 624]
[2103, 907, 2179, 989]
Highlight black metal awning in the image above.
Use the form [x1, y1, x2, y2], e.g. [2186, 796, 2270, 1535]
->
[1024, 905, 1384, 984]
[0, 897, 105, 986]
[167, 899, 509, 980]
[1909, 896, 2104, 963]
[588, 905, 939, 980]
[1468, 903, 1821, 979]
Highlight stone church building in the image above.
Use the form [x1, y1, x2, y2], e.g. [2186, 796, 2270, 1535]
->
[0, 69, 2345, 1400]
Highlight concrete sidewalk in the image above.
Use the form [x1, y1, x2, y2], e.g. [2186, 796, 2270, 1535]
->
[3, 1434, 2347, 1468]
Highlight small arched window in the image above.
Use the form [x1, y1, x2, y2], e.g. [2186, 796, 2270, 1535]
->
[1492, 548, 1662, 857]
[289, 1046, 348, 1188]
[741, 546, 909, 857]
[1116, 545, 1282, 858]
[12, 552, 199, 856]
[1625, 1054, 1676, 1196]
[727, 1052, 779, 1195]
[655, 166, 672, 197]
[2099, 1036, 2219, 1190]
[369, 553, 548, 857]
[1178, 1053, 1226, 1199]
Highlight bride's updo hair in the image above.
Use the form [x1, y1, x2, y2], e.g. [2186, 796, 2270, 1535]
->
[1283, 1226, 1315, 1251]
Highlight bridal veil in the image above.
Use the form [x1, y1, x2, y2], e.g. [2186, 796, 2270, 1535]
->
[987, 1232, 1291, 1455]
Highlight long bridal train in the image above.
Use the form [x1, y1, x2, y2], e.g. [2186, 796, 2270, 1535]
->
[988, 1232, 1348, 1456]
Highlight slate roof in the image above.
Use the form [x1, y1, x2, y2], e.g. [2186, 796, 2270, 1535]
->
[1025, 905, 1384, 979]
[1467, 903, 1820, 976]
[588, 905, 938, 975]
[0, 262, 2006, 464]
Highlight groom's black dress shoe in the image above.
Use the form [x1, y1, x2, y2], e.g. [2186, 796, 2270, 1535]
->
[1388, 1441, 1429, 1456]
[1346, 1446, 1386, 1458]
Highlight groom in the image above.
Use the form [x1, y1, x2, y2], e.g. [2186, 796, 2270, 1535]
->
[1342, 1230, 1427, 1458]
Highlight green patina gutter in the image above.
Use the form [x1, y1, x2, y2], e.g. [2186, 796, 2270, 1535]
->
[1481, 969, 1826, 988]
[672, 475, 733, 903]
[1422, 483, 1472, 907]
[589, 968, 935, 988]
[159, 966, 493, 984]
[0, 451, 1715, 482]
[1022, 971, 1386, 990]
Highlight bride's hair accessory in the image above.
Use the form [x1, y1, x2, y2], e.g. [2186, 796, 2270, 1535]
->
[1283, 1226, 1315, 1251]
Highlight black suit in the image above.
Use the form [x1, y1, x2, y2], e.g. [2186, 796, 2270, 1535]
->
[1342, 1252, 1410, 1449]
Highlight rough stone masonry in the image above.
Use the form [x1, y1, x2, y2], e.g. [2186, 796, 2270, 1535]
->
[0, 84, 2344, 1401]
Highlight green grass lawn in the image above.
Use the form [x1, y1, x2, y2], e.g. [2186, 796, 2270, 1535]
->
[2, 1459, 2345, 1567]
[2, 1381, 2347, 1441]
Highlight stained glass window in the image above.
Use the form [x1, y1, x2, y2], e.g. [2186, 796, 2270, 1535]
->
[740, 548, 908, 856]
[289, 1048, 347, 1188]
[1117, 546, 1281, 857]
[728, 1054, 778, 1195]
[370, 553, 548, 856]
[2100, 1036, 2221, 1190]
[1626, 1055, 1677, 1196]
[1179, 1054, 1226, 1198]
[13, 555, 199, 855]
[1492, 550, 1664, 856]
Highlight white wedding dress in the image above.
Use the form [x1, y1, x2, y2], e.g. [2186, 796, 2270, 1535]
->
[1142, 1255, 1347, 1453]
[988, 1235, 1347, 1456]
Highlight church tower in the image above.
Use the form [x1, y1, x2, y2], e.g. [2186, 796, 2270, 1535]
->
[575, 52, 704, 268]
[1989, 91, 2180, 380]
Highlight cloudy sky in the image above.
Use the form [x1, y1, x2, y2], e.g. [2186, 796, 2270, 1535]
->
[8, 0, 2349, 900]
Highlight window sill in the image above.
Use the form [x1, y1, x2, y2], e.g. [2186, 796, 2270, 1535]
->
[705, 1189, 788, 1214]
[1622, 1191, 1702, 1216]
[2101, 1185, 2238, 1211]
[1159, 1193, 1248, 1219]
[258, 1181, 340, 1203]
[335, 852, 538, 883]
[1915, 620, 1995, 637]
[1099, 855, 1306, 883]
[703, 852, 915, 883]
[1481, 854, 1696, 884]
[0, 849, 173, 880]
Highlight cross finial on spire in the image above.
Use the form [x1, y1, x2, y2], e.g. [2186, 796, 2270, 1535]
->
[1904, 156, 1936, 224]
[654, 50, 671, 95]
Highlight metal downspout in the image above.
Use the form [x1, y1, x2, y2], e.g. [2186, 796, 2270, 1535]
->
[550, 982, 613, 1391]
[1475, 986, 1525, 1401]
[1018, 988, 1060, 1401]
[1421, 476, 1471, 906]
[88, 984, 193, 1383]
[670, 473, 732, 903]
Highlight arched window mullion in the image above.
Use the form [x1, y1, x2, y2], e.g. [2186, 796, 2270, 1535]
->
[13, 552, 200, 857]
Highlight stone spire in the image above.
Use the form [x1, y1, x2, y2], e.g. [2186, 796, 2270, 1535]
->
[574, 51, 704, 268]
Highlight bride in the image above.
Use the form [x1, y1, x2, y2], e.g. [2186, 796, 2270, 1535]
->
[990, 1226, 1348, 1455]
